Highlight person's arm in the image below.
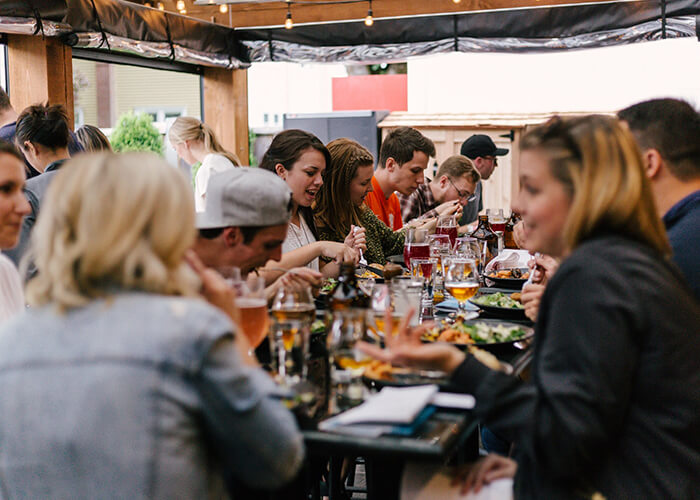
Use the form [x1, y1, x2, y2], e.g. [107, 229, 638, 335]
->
[197, 335, 304, 490]
[362, 209, 405, 261]
[454, 261, 639, 480]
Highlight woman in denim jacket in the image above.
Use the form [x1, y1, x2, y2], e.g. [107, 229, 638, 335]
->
[0, 153, 304, 499]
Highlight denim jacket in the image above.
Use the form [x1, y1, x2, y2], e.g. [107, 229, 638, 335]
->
[0, 292, 304, 499]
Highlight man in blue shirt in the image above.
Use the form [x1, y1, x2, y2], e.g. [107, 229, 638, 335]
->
[619, 99, 700, 299]
[0, 88, 82, 178]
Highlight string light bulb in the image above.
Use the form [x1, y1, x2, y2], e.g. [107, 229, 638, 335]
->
[453, 0, 462, 3]
[285, 8, 293, 29]
[365, 0, 373, 26]
[176, 0, 185, 10]
[157, 2, 164, 10]
[219, 4, 228, 13]
[144, 2, 152, 7]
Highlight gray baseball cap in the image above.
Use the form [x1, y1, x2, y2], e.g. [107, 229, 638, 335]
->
[196, 167, 293, 229]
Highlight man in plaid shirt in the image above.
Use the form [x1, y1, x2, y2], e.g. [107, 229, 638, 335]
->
[399, 155, 480, 224]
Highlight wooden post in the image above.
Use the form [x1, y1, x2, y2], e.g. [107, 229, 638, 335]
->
[202, 67, 249, 165]
[6, 35, 74, 129]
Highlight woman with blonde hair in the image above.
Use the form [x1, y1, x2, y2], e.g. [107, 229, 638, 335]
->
[361, 115, 700, 499]
[0, 153, 303, 497]
[315, 137, 404, 265]
[169, 116, 241, 211]
[75, 124, 112, 152]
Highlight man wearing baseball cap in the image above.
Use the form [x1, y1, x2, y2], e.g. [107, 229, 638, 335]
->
[459, 134, 509, 225]
[193, 167, 303, 277]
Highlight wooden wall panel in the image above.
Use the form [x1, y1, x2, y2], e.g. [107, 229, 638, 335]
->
[202, 67, 249, 164]
[7, 35, 74, 128]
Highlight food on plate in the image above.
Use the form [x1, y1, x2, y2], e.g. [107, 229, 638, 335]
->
[471, 292, 525, 309]
[320, 278, 338, 294]
[311, 319, 326, 335]
[356, 268, 381, 279]
[363, 360, 396, 380]
[423, 317, 529, 345]
[488, 268, 530, 280]
[383, 262, 404, 280]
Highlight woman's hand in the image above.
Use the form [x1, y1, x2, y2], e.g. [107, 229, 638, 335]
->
[357, 308, 466, 374]
[265, 267, 323, 300]
[529, 254, 559, 285]
[521, 283, 545, 322]
[344, 225, 367, 253]
[185, 250, 239, 324]
[320, 241, 359, 265]
[185, 250, 257, 366]
[513, 221, 528, 249]
[452, 454, 517, 494]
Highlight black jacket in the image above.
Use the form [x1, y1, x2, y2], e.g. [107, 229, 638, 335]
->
[452, 235, 700, 499]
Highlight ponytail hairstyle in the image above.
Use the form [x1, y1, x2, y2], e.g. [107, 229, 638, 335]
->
[15, 103, 70, 151]
[168, 116, 241, 166]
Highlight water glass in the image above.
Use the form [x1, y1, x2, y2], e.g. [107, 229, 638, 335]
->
[390, 276, 424, 326]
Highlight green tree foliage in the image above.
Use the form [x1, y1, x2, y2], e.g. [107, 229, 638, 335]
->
[110, 112, 163, 155]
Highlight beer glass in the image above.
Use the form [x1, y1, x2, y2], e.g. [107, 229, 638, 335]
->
[234, 276, 268, 348]
[270, 285, 315, 385]
[403, 227, 430, 268]
[444, 258, 479, 312]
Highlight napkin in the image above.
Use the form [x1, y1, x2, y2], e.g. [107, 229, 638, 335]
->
[402, 463, 514, 500]
[484, 250, 531, 274]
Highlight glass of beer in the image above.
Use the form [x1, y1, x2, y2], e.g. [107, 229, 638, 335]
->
[270, 284, 315, 385]
[369, 284, 401, 338]
[234, 276, 269, 348]
[444, 258, 480, 312]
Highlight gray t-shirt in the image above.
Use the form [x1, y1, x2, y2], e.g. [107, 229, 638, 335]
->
[460, 180, 483, 225]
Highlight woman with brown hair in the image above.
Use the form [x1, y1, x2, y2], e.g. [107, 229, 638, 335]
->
[168, 116, 240, 212]
[361, 115, 700, 499]
[259, 130, 361, 279]
[314, 138, 405, 266]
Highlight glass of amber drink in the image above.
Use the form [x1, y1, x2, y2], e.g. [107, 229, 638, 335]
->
[234, 276, 269, 348]
[444, 258, 480, 312]
[270, 284, 315, 385]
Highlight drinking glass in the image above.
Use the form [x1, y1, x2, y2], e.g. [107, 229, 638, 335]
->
[234, 275, 269, 348]
[429, 234, 451, 274]
[269, 284, 315, 385]
[455, 236, 482, 274]
[410, 257, 437, 291]
[327, 307, 369, 411]
[435, 214, 458, 249]
[369, 284, 400, 338]
[403, 227, 430, 268]
[444, 258, 480, 312]
[390, 276, 424, 326]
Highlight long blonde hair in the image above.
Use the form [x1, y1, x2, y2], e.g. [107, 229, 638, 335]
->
[26, 153, 199, 309]
[169, 116, 241, 166]
[520, 115, 670, 256]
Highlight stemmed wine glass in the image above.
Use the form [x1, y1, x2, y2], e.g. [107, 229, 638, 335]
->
[270, 284, 315, 385]
[444, 258, 480, 314]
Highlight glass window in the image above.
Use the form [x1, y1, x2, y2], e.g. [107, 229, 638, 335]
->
[72, 57, 202, 167]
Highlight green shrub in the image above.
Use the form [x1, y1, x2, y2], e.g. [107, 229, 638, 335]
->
[110, 112, 163, 155]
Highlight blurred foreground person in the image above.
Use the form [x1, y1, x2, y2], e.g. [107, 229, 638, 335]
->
[0, 153, 303, 498]
[618, 98, 700, 298]
[361, 115, 700, 499]
[0, 141, 30, 322]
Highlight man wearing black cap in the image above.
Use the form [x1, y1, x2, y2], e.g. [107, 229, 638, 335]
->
[458, 134, 509, 225]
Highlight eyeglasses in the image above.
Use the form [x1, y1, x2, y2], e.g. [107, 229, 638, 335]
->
[448, 177, 476, 203]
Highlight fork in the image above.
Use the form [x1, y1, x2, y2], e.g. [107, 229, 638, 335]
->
[354, 226, 368, 267]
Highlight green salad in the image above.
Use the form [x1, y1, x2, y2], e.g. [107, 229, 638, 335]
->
[424, 319, 529, 344]
[311, 319, 326, 334]
[320, 278, 337, 294]
[471, 292, 524, 309]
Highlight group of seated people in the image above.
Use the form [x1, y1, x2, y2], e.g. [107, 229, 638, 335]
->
[0, 91, 697, 499]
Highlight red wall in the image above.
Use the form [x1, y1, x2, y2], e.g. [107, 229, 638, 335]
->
[332, 74, 408, 112]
